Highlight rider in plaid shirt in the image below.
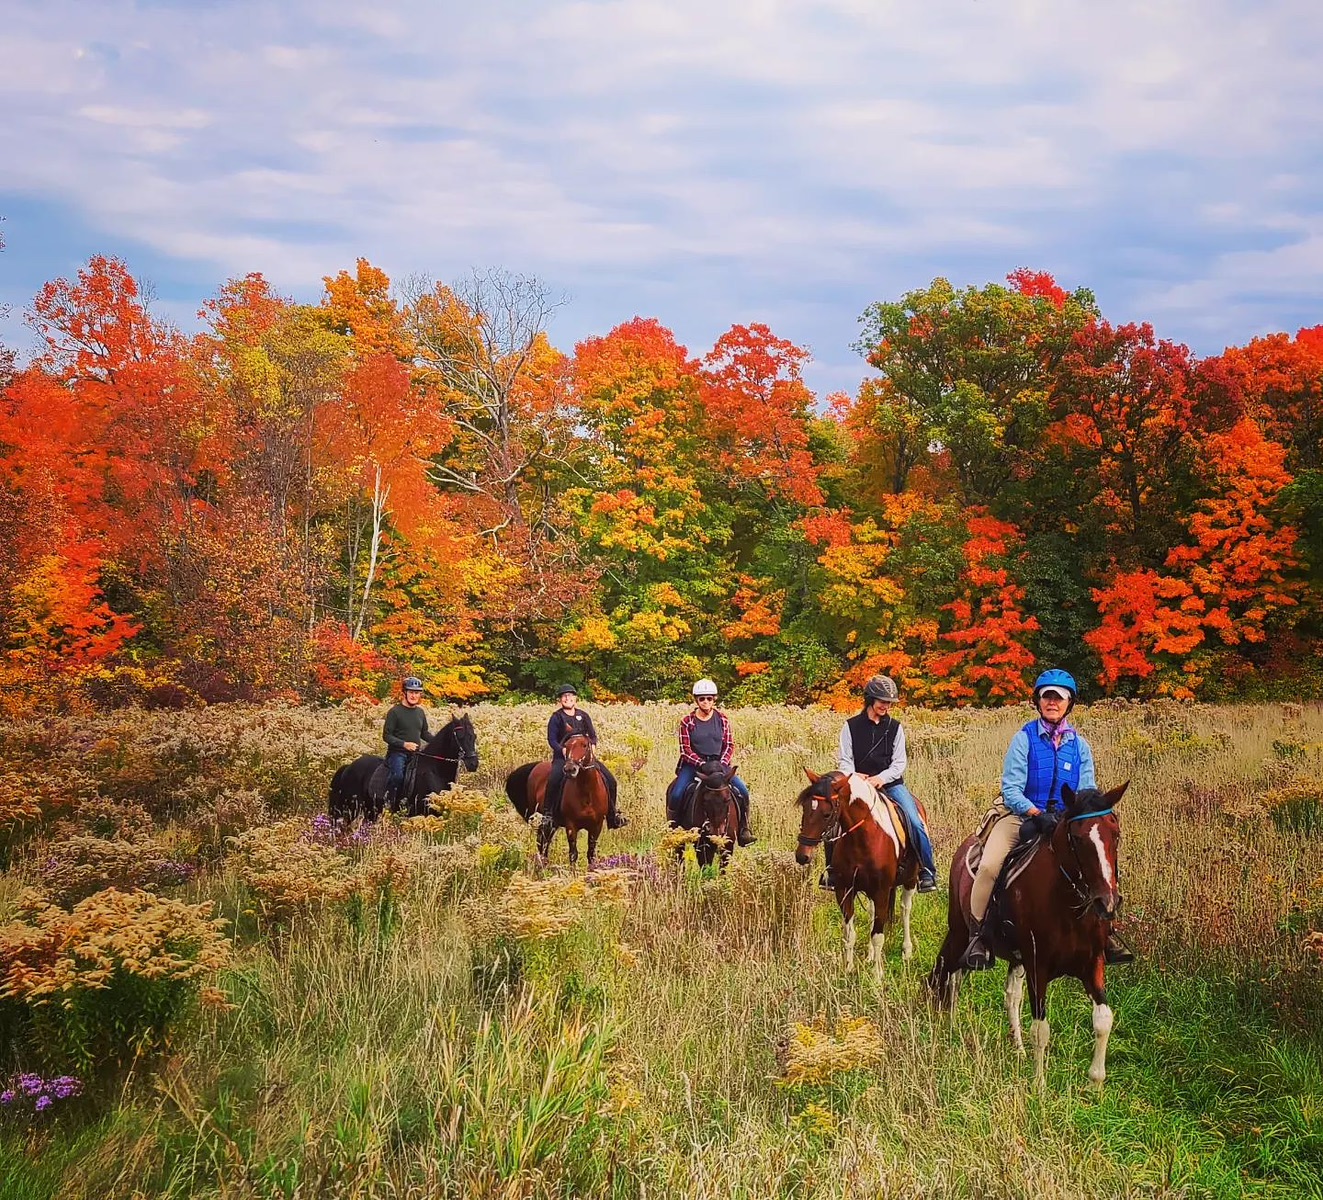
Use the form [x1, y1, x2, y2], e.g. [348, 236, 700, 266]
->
[666, 678, 755, 845]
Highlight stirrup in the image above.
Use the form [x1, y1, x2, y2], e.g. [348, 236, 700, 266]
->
[959, 927, 994, 972]
[736, 829, 757, 846]
[1105, 937, 1135, 966]
[607, 812, 628, 829]
[818, 870, 834, 891]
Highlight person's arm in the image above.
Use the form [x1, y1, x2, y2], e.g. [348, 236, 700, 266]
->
[418, 711, 430, 742]
[876, 723, 906, 786]
[547, 713, 561, 754]
[1077, 735, 1097, 790]
[1001, 730, 1036, 816]
[383, 708, 406, 750]
[838, 724, 855, 775]
[582, 711, 599, 745]
[719, 713, 734, 765]
[678, 715, 703, 767]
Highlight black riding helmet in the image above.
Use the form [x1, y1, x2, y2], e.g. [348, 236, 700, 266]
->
[862, 674, 899, 704]
[557, 683, 578, 699]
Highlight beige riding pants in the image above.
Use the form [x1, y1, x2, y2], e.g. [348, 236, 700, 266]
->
[970, 806, 1023, 923]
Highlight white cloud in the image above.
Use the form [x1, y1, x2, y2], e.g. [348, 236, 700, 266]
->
[1, 0, 1322, 387]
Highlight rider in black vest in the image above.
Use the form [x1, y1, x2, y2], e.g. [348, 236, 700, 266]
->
[823, 674, 938, 892]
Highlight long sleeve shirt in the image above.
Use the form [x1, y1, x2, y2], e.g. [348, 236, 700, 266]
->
[383, 703, 430, 750]
[1000, 721, 1096, 816]
[678, 710, 733, 767]
[838, 722, 907, 786]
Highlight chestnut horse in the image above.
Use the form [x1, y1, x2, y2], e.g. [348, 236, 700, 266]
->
[794, 770, 920, 977]
[929, 782, 1128, 1089]
[671, 762, 741, 869]
[505, 734, 610, 866]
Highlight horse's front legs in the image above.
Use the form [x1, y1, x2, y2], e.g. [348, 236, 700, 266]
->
[566, 826, 580, 868]
[839, 892, 857, 971]
[586, 824, 600, 866]
[1086, 960, 1113, 1088]
[1005, 964, 1026, 1055]
[898, 885, 916, 961]
[1028, 978, 1050, 1092]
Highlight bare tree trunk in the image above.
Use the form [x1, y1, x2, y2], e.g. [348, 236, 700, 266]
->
[352, 465, 389, 641]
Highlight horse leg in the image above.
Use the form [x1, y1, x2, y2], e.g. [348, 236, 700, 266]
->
[1028, 978, 1050, 1092]
[586, 824, 600, 866]
[840, 892, 857, 971]
[566, 825, 580, 868]
[1085, 959, 1113, 1088]
[867, 894, 887, 981]
[1005, 964, 1027, 1055]
[899, 885, 916, 962]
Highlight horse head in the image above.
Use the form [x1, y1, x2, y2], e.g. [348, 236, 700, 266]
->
[1057, 782, 1128, 921]
[448, 711, 479, 773]
[561, 733, 596, 778]
[694, 761, 737, 836]
[794, 768, 850, 865]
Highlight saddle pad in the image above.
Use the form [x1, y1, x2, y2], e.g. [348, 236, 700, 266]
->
[849, 775, 905, 858]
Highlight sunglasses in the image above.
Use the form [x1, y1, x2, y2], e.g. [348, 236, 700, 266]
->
[695, 696, 717, 702]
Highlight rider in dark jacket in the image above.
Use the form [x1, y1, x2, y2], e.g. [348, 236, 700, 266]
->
[383, 675, 429, 807]
[543, 685, 627, 829]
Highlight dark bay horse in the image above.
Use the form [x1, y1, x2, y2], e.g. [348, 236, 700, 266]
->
[328, 713, 478, 821]
[504, 733, 609, 866]
[929, 782, 1128, 1089]
[671, 762, 741, 869]
[795, 770, 920, 976]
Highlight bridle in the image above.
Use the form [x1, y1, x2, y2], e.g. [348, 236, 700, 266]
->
[1054, 806, 1118, 915]
[796, 779, 868, 850]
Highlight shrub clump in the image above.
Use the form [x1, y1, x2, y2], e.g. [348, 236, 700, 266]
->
[781, 1013, 886, 1087]
[0, 888, 231, 1069]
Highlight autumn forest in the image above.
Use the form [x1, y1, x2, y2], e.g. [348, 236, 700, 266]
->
[2, 255, 1319, 712]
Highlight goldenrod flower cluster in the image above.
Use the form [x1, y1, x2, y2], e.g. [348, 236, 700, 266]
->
[0, 888, 230, 1004]
[468, 872, 627, 943]
[781, 1014, 886, 1086]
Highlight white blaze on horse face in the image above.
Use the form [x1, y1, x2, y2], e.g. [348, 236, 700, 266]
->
[1087, 825, 1115, 893]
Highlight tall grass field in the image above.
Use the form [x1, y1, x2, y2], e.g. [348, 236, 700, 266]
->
[1, 700, 1321, 1198]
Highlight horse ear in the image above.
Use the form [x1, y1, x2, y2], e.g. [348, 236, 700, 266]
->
[1061, 782, 1076, 806]
[1104, 781, 1129, 807]
[804, 768, 820, 783]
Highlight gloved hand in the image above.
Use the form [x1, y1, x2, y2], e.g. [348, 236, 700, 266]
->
[1019, 811, 1060, 843]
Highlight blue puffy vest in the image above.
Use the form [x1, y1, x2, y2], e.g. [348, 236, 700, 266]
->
[1022, 719, 1082, 812]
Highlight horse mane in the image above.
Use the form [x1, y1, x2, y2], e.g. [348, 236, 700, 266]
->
[794, 771, 840, 807]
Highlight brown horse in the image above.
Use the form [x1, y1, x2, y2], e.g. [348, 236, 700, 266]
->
[929, 782, 1128, 1089]
[672, 762, 741, 869]
[505, 734, 610, 866]
[794, 770, 920, 977]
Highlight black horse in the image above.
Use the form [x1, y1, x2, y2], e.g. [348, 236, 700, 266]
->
[328, 712, 479, 821]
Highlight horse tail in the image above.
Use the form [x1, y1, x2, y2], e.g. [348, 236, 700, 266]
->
[328, 763, 352, 820]
[505, 762, 537, 821]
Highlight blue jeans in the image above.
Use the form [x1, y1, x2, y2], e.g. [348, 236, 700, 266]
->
[883, 782, 935, 878]
[385, 749, 410, 796]
[668, 764, 750, 814]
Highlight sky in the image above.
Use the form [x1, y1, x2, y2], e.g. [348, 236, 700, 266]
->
[3, 0, 1323, 399]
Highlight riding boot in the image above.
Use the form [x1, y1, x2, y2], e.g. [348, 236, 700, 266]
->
[605, 779, 628, 829]
[544, 777, 564, 829]
[958, 916, 995, 972]
[1104, 931, 1135, 965]
[735, 793, 757, 846]
[819, 840, 835, 890]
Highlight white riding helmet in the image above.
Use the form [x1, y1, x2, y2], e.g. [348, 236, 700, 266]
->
[692, 678, 719, 698]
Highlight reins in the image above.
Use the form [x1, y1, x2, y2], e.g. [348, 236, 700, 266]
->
[1055, 807, 1117, 914]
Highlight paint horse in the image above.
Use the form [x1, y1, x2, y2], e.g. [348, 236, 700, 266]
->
[328, 712, 479, 821]
[794, 770, 920, 978]
[671, 761, 742, 869]
[505, 733, 611, 866]
[929, 782, 1128, 1089]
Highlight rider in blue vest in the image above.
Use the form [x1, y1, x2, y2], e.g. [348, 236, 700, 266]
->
[960, 669, 1132, 969]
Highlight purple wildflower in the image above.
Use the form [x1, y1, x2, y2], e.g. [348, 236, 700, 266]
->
[34, 1096, 52, 1112]
[588, 853, 662, 886]
[18, 1074, 43, 1097]
[158, 860, 196, 885]
[0, 1090, 14, 1106]
[50, 1077, 83, 1100]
